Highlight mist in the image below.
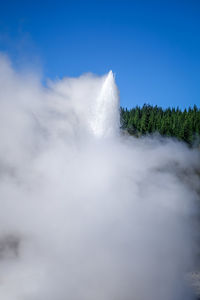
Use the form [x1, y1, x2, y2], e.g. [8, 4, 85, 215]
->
[0, 53, 199, 300]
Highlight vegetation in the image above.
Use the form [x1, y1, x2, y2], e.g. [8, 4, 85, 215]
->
[120, 104, 200, 146]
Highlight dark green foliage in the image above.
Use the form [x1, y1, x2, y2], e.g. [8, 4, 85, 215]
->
[120, 104, 200, 146]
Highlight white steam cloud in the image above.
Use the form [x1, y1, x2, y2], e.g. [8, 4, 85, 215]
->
[0, 53, 199, 300]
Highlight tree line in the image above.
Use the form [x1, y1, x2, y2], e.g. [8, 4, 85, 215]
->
[120, 104, 200, 146]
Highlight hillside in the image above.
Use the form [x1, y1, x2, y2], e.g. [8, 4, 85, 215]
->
[120, 104, 200, 146]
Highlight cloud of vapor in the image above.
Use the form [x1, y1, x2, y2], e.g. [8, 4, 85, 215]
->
[0, 53, 199, 300]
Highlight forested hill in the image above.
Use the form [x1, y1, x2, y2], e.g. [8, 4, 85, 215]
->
[120, 104, 200, 146]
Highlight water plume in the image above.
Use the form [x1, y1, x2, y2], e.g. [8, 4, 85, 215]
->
[90, 70, 119, 137]
[0, 54, 199, 300]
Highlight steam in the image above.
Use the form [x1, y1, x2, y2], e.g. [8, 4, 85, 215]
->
[0, 53, 199, 300]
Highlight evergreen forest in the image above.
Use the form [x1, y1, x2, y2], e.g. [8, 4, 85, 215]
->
[120, 104, 200, 146]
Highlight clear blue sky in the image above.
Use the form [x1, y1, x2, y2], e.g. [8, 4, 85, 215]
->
[0, 0, 200, 109]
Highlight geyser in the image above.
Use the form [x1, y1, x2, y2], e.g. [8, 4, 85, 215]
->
[90, 70, 119, 137]
[0, 54, 199, 300]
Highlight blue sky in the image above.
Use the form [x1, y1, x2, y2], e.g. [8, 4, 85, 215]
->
[0, 0, 200, 109]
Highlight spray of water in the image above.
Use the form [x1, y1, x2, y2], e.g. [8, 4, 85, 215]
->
[89, 70, 119, 137]
[0, 54, 199, 300]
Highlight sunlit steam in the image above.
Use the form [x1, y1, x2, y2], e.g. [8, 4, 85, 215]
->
[0, 54, 199, 300]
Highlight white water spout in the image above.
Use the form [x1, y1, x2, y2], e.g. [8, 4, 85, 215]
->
[90, 70, 119, 138]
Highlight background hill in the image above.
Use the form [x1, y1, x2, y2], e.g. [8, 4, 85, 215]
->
[121, 104, 200, 146]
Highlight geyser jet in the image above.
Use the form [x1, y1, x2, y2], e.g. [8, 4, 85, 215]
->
[90, 70, 119, 137]
[0, 55, 199, 300]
